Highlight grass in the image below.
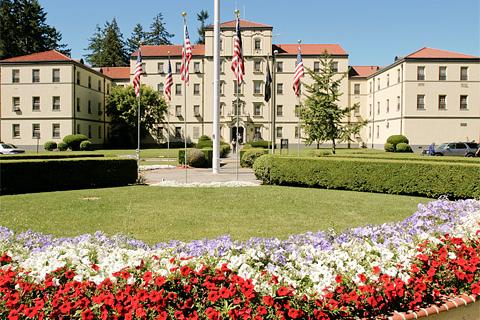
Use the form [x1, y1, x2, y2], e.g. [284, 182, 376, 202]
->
[0, 185, 430, 245]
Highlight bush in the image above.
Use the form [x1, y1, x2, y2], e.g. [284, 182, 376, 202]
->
[0, 154, 103, 160]
[249, 140, 271, 149]
[80, 140, 92, 151]
[253, 155, 480, 199]
[178, 149, 207, 168]
[63, 134, 89, 151]
[240, 148, 269, 168]
[220, 144, 231, 158]
[43, 141, 57, 151]
[386, 135, 409, 150]
[242, 144, 252, 150]
[384, 143, 395, 152]
[198, 135, 211, 142]
[0, 158, 137, 194]
[58, 142, 68, 151]
[396, 143, 413, 153]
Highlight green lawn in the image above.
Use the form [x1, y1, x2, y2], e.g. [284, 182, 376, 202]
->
[0, 186, 430, 244]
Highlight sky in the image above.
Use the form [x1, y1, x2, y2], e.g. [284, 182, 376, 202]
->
[39, 0, 480, 66]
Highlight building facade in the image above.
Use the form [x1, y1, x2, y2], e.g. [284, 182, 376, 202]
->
[0, 50, 113, 148]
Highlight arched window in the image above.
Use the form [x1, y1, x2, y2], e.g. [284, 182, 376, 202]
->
[254, 38, 261, 51]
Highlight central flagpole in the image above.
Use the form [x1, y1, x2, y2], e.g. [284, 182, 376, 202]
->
[182, 12, 188, 183]
[297, 40, 302, 157]
[212, 0, 220, 174]
[235, 9, 240, 181]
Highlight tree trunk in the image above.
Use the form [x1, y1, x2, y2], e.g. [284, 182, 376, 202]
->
[332, 138, 336, 154]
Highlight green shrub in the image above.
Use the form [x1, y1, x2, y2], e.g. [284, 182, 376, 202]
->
[220, 144, 231, 158]
[242, 144, 252, 150]
[63, 134, 88, 151]
[249, 140, 271, 149]
[396, 143, 413, 153]
[178, 149, 207, 167]
[0, 153, 103, 160]
[44, 141, 57, 151]
[58, 142, 68, 151]
[80, 140, 92, 151]
[198, 135, 211, 142]
[0, 158, 137, 194]
[253, 155, 480, 199]
[386, 135, 409, 150]
[240, 148, 269, 168]
[201, 148, 213, 167]
[384, 143, 395, 152]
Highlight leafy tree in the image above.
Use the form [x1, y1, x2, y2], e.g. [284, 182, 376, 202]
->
[85, 18, 128, 67]
[106, 85, 168, 147]
[144, 13, 174, 45]
[300, 53, 366, 153]
[0, 0, 70, 59]
[127, 23, 146, 54]
[196, 10, 209, 44]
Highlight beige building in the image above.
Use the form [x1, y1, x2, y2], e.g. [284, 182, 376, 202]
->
[0, 50, 113, 148]
[363, 47, 480, 149]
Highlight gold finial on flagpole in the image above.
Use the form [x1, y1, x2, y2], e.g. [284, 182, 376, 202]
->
[181, 11, 187, 23]
[298, 39, 302, 45]
[234, 9, 240, 18]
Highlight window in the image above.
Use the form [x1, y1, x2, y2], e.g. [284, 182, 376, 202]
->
[76, 97, 80, 112]
[88, 100, 92, 114]
[158, 83, 164, 94]
[12, 69, 20, 83]
[175, 84, 182, 95]
[439, 66, 447, 81]
[386, 122, 390, 129]
[98, 102, 102, 115]
[32, 69, 40, 83]
[32, 97, 40, 111]
[219, 38, 223, 51]
[314, 62, 320, 73]
[76, 124, 81, 134]
[88, 125, 92, 139]
[220, 59, 225, 73]
[220, 81, 225, 95]
[276, 105, 283, 117]
[32, 124, 40, 138]
[175, 127, 182, 138]
[254, 60, 261, 72]
[417, 66, 425, 81]
[376, 125, 379, 139]
[417, 95, 425, 110]
[194, 62, 200, 73]
[369, 104, 372, 116]
[354, 84, 360, 95]
[157, 127, 164, 139]
[276, 61, 283, 72]
[175, 105, 182, 117]
[141, 63, 146, 74]
[220, 103, 225, 116]
[460, 67, 468, 81]
[194, 83, 200, 95]
[254, 103, 262, 116]
[51, 69, 60, 82]
[106, 84, 110, 95]
[354, 105, 360, 116]
[397, 69, 401, 83]
[88, 76, 92, 88]
[254, 127, 262, 140]
[369, 82, 372, 93]
[368, 126, 372, 138]
[76, 71, 80, 84]
[12, 124, 20, 138]
[12, 97, 20, 111]
[98, 80, 101, 91]
[295, 105, 301, 117]
[331, 62, 338, 72]
[460, 95, 468, 110]
[175, 62, 181, 73]
[194, 105, 200, 116]
[277, 83, 283, 94]
[254, 38, 261, 51]
[295, 126, 300, 139]
[233, 80, 243, 94]
[98, 126, 102, 139]
[438, 95, 447, 110]
[377, 101, 380, 114]
[52, 96, 60, 111]
[377, 79, 380, 90]
[397, 96, 401, 111]
[386, 99, 390, 113]
[52, 124, 60, 138]
[276, 127, 283, 138]
[193, 127, 200, 139]
[254, 80, 262, 94]
[158, 62, 164, 73]
[386, 74, 390, 87]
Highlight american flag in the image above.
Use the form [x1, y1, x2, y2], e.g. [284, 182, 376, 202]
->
[231, 17, 244, 85]
[180, 24, 192, 84]
[164, 57, 173, 101]
[133, 50, 143, 97]
[293, 46, 304, 96]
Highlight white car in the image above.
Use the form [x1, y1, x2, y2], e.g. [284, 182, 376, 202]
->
[0, 143, 25, 154]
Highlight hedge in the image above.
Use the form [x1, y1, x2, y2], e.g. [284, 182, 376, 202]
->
[0, 153, 104, 160]
[240, 148, 269, 168]
[249, 140, 271, 149]
[1, 158, 137, 194]
[178, 149, 212, 168]
[253, 155, 480, 199]
[313, 152, 480, 164]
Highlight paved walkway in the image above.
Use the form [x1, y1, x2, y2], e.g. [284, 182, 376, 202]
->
[142, 153, 261, 185]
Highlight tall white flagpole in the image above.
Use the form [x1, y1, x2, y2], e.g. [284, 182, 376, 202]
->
[212, 0, 220, 174]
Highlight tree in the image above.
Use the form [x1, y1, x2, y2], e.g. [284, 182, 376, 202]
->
[127, 23, 146, 54]
[300, 53, 366, 153]
[144, 13, 174, 45]
[85, 18, 128, 67]
[0, 0, 70, 59]
[196, 10, 209, 44]
[106, 85, 168, 147]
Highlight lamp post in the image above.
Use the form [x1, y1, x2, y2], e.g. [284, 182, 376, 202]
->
[271, 49, 278, 153]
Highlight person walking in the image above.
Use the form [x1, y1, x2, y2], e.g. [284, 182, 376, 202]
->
[231, 139, 237, 154]
[428, 142, 436, 156]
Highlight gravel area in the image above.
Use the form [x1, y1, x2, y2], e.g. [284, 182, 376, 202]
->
[139, 165, 176, 171]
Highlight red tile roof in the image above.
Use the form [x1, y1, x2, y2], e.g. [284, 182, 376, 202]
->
[100, 67, 130, 80]
[0, 50, 73, 63]
[273, 44, 347, 56]
[405, 47, 478, 59]
[206, 19, 272, 29]
[132, 45, 205, 57]
[349, 66, 381, 78]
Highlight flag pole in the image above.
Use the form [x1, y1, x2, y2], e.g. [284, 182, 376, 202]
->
[212, 0, 220, 174]
[167, 52, 171, 151]
[271, 49, 278, 154]
[297, 40, 301, 157]
[136, 48, 142, 178]
[182, 12, 188, 183]
[235, 9, 240, 181]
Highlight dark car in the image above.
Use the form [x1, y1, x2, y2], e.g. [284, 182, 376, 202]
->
[434, 142, 478, 157]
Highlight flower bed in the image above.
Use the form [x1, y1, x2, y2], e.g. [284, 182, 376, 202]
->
[1, 199, 479, 319]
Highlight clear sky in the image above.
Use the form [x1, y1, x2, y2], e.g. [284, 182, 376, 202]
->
[39, 0, 479, 66]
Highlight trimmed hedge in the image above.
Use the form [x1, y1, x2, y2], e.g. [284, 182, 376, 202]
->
[0, 158, 137, 194]
[396, 143, 413, 153]
[44, 141, 57, 151]
[253, 155, 480, 199]
[384, 143, 395, 152]
[313, 152, 480, 164]
[386, 135, 409, 148]
[0, 154, 104, 160]
[63, 134, 89, 151]
[178, 149, 212, 168]
[58, 142, 68, 151]
[240, 148, 269, 168]
[80, 140, 93, 151]
[249, 140, 271, 149]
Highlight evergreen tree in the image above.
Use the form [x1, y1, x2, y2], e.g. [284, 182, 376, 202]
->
[0, 0, 70, 59]
[127, 23, 146, 54]
[85, 18, 128, 67]
[196, 10, 209, 44]
[300, 53, 366, 153]
[144, 13, 174, 45]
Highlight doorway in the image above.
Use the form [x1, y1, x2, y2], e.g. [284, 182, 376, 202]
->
[231, 126, 244, 144]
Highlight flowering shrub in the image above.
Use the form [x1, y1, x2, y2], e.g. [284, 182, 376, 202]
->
[0, 199, 479, 318]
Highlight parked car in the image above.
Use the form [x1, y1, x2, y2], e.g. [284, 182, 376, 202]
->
[0, 143, 25, 154]
[434, 142, 478, 157]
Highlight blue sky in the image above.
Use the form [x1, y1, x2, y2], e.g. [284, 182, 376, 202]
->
[39, 0, 479, 66]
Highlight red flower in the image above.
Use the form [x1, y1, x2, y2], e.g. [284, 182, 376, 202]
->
[262, 295, 274, 306]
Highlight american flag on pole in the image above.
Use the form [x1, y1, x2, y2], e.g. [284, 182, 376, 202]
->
[293, 46, 304, 96]
[164, 57, 173, 101]
[133, 50, 143, 97]
[180, 24, 192, 85]
[231, 17, 244, 84]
